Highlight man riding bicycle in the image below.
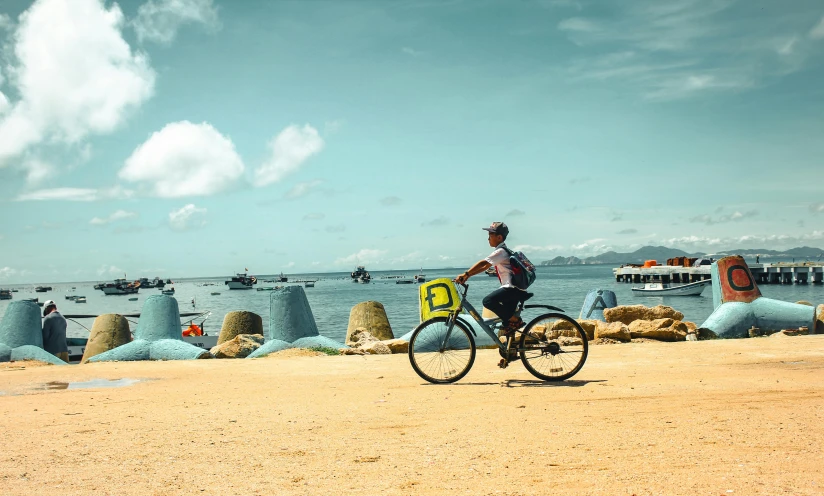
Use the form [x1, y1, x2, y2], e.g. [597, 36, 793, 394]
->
[455, 222, 526, 365]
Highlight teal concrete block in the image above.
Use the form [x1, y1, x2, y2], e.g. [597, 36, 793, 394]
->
[10, 345, 67, 365]
[268, 286, 319, 342]
[148, 339, 212, 360]
[88, 340, 152, 362]
[291, 336, 347, 349]
[700, 256, 816, 338]
[579, 289, 617, 321]
[0, 343, 12, 362]
[246, 339, 293, 358]
[399, 318, 498, 348]
[136, 295, 185, 341]
[87, 296, 210, 362]
[0, 300, 44, 348]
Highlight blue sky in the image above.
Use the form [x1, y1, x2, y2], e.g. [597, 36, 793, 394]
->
[1, 0, 823, 284]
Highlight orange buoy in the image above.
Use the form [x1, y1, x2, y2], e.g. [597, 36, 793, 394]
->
[182, 324, 203, 337]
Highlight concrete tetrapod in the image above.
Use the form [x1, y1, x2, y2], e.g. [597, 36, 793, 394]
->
[217, 311, 263, 345]
[81, 314, 132, 363]
[267, 286, 319, 342]
[579, 289, 618, 321]
[698, 256, 816, 339]
[88, 295, 212, 361]
[346, 301, 394, 342]
[0, 300, 67, 365]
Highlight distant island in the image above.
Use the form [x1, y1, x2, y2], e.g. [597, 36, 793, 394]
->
[539, 246, 824, 266]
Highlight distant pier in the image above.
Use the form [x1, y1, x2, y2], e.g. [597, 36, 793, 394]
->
[613, 262, 824, 285]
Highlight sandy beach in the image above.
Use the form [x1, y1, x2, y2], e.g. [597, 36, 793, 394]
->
[1, 337, 823, 495]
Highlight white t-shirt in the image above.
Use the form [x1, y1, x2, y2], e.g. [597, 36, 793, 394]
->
[485, 243, 515, 289]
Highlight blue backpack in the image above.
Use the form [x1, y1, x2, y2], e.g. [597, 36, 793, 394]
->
[503, 247, 537, 290]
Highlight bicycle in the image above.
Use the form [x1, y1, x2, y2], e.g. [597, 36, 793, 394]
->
[408, 282, 588, 384]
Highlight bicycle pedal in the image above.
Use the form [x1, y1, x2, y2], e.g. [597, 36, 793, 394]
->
[497, 359, 508, 369]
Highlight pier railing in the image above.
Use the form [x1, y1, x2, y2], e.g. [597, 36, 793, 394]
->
[613, 262, 824, 285]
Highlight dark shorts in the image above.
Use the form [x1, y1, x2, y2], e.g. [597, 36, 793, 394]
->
[482, 287, 523, 323]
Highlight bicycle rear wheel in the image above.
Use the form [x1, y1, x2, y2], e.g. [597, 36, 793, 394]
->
[519, 313, 588, 381]
[408, 316, 476, 384]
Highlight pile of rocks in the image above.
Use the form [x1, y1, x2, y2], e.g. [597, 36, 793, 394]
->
[572, 304, 712, 344]
[342, 328, 409, 355]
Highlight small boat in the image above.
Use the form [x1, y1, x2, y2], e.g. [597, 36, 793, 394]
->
[11, 289, 18, 293]
[129, 297, 138, 301]
[225, 271, 256, 290]
[351, 266, 368, 282]
[137, 277, 166, 289]
[98, 278, 139, 295]
[74, 296, 87, 303]
[304, 281, 315, 288]
[396, 279, 413, 284]
[210, 292, 221, 296]
[256, 286, 280, 291]
[0, 289, 12, 300]
[65, 295, 77, 300]
[276, 272, 288, 283]
[35, 286, 52, 293]
[414, 269, 426, 283]
[162, 288, 175, 295]
[632, 279, 711, 296]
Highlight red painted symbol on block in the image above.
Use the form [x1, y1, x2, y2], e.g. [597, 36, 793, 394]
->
[717, 256, 761, 303]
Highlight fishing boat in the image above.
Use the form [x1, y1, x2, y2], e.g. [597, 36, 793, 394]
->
[0, 289, 11, 300]
[64, 311, 216, 363]
[304, 281, 315, 288]
[161, 287, 175, 295]
[35, 286, 52, 293]
[65, 295, 77, 300]
[99, 279, 139, 295]
[225, 271, 257, 290]
[351, 266, 368, 282]
[414, 269, 426, 283]
[137, 277, 166, 289]
[276, 272, 288, 283]
[631, 279, 711, 296]
[75, 296, 87, 303]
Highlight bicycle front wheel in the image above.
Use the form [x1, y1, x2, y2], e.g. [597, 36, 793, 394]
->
[519, 313, 588, 381]
[408, 316, 476, 384]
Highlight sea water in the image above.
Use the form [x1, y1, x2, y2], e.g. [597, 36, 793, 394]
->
[2, 265, 822, 343]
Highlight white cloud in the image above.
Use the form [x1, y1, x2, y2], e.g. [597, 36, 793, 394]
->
[335, 249, 387, 266]
[809, 203, 824, 214]
[285, 179, 322, 199]
[302, 212, 325, 221]
[90, 210, 138, 225]
[96, 264, 125, 277]
[810, 16, 824, 40]
[0, 0, 155, 166]
[132, 0, 219, 44]
[254, 125, 324, 187]
[401, 46, 423, 57]
[16, 185, 134, 201]
[506, 209, 526, 217]
[168, 204, 207, 231]
[0, 267, 18, 280]
[16, 187, 99, 201]
[557, 2, 820, 100]
[689, 210, 758, 225]
[119, 121, 244, 197]
[511, 244, 564, 253]
[22, 158, 54, 185]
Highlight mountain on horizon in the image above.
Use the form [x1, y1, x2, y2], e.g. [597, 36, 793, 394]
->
[539, 245, 824, 266]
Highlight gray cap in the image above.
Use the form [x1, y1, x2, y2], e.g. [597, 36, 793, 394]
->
[482, 222, 509, 237]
